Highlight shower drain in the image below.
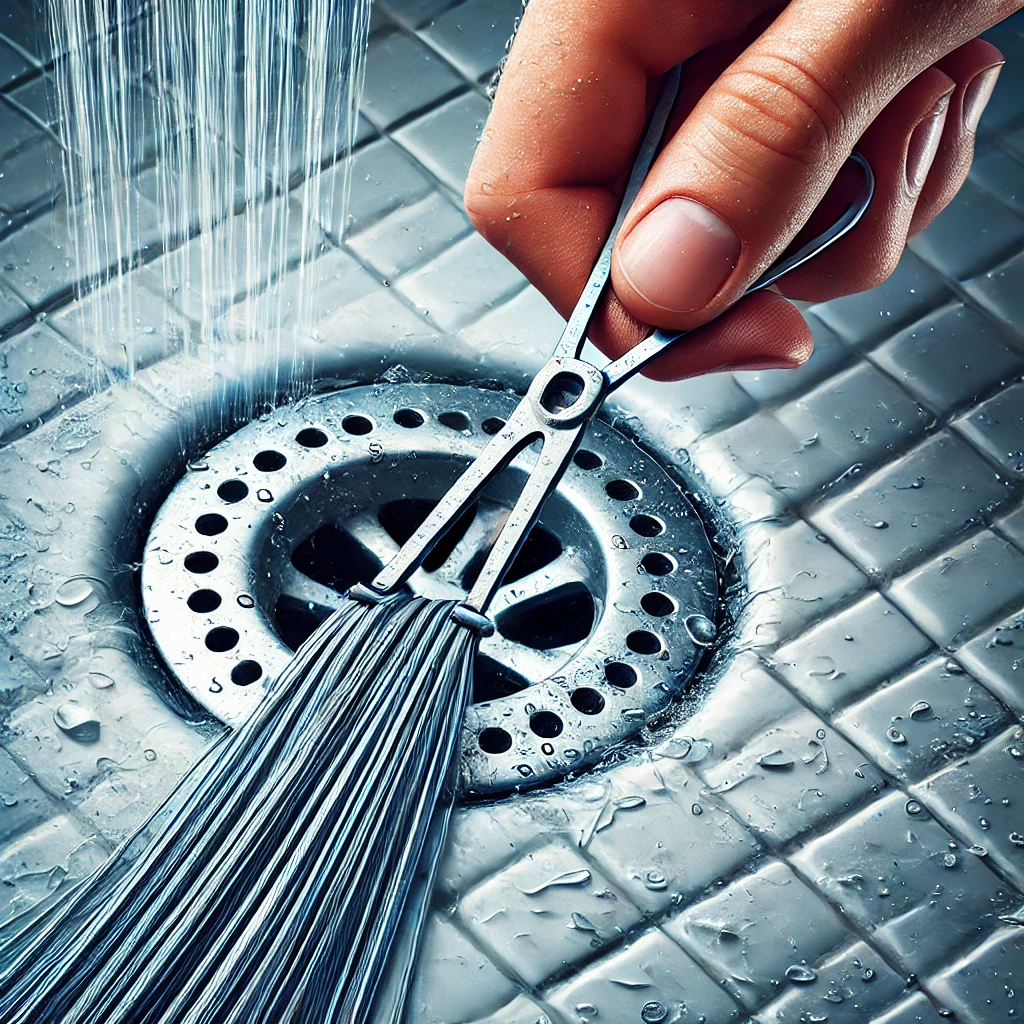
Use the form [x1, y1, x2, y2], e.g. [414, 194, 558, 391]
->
[142, 383, 718, 794]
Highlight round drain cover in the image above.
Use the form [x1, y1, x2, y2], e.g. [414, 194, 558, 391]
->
[142, 383, 718, 794]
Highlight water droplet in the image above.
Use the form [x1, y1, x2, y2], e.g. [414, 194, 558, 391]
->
[684, 614, 716, 646]
[785, 963, 817, 984]
[615, 795, 646, 811]
[942, 852, 957, 868]
[574, 1003, 598, 1021]
[515, 764, 534, 777]
[691, 802, 703, 816]
[569, 911, 599, 933]
[641, 1002, 667, 1023]
[871, 520, 889, 530]
[541, 742, 554, 756]
[944, 659, 965, 675]
[861, 968, 876, 982]
[55, 577, 95, 607]
[256, 488, 273, 502]
[978, 816, 991, 830]
[88, 672, 114, 689]
[967, 844, 988, 857]
[824, 989, 845, 1003]
[887, 726, 907, 744]
[520, 868, 592, 895]
[643, 870, 667, 891]
[759, 749, 795, 770]
[909, 700, 932, 720]
[905, 799, 923, 816]
[1009, 832, 1024, 848]
[53, 703, 100, 742]
[237, 594, 255, 608]
[144, 749, 157, 762]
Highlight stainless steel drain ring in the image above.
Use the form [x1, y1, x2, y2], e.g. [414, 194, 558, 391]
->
[142, 383, 718, 794]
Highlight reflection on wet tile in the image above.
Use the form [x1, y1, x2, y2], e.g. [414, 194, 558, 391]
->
[752, 939, 909, 1024]
[955, 380, 1024, 479]
[665, 860, 849, 1011]
[811, 250, 950, 349]
[0, 323, 94, 442]
[585, 759, 760, 915]
[868, 991, 949, 1024]
[957, 606, 1024, 715]
[792, 791, 1018, 974]
[458, 840, 644, 987]
[703, 707, 885, 848]
[836, 657, 1010, 784]
[773, 592, 932, 714]
[546, 927, 741, 1024]
[910, 180, 1024, 281]
[421, 0, 520, 81]
[870, 303, 1023, 416]
[926, 926, 1024, 1024]
[914, 725, 1024, 892]
[362, 30, 464, 129]
[889, 529, 1024, 647]
[394, 90, 490, 192]
[811, 431, 1011, 578]
[406, 913, 520, 1024]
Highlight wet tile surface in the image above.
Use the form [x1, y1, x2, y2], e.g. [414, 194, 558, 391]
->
[0, 6, 1022, 1022]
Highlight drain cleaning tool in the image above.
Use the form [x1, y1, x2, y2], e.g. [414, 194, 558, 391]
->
[0, 68, 872, 1024]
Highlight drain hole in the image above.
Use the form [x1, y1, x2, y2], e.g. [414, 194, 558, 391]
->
[187, 589, 222, 613]
[296, 427, 328, 448]
[640, 552, 675, 576]
[231, 660, 263, 686]
[529, 710, 563, 738]
[393, 408, 425, 429]
[502, 524, 561, 586]
[497, 582, 594, 650]
[217, 479, 249, 503]
[184, 551, 218, 574]
[605, 662, 637, 688]
[479, 727, 513, 754]
[630, 514, 665, 538]
[571, 687, 605, 715]
[275, 595, 333, 651]
[195, 513, 228, 536]
[641, 592, 676, 617]
[473, 654, 529, 703]
[481, 417, 505, 435]
[573, 449, 602, 471]
[606, 479, 641, 501]
[377, 498, 476, 573]
[205, 627, 239, 652]
[342, 415, 373, 435]
[254, 450, 287, 472]
[439, 410, 471, 432]
[291, 524, 382, 594]
[627, 629, 663, 655]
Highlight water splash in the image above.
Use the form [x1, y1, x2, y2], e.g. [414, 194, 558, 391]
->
[46, 0, 370, 406]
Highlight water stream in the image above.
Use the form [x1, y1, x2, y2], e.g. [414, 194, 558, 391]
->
[45, 0, 372, 410]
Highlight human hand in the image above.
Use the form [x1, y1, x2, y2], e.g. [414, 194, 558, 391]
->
[465, 0, 1019, 379]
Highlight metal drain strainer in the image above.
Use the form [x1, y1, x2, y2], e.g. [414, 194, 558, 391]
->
[142, 383, 718, 793]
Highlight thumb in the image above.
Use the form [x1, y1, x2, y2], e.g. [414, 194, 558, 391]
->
[609, 0, 982, 331]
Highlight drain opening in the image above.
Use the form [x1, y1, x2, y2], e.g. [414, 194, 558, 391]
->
[254, 450, 287, 472]
[218, 479, 249, 503]
[143, 383, 720, 795]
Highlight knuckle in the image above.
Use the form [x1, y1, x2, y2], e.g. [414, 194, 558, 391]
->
[708, 55, 848, 172]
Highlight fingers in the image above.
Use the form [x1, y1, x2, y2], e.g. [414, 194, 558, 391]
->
[599, 288, 815, 381]
[776, 67, 956, 302]
[608, 0, 1015, 334]
[910, 37, 1005, 233]
[464, 0, 781, 328]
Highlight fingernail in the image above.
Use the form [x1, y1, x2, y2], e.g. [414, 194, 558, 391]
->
[962, 62, 1003, 133]
[618, 198, 741, 313]
[905, 94, 950, 194]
